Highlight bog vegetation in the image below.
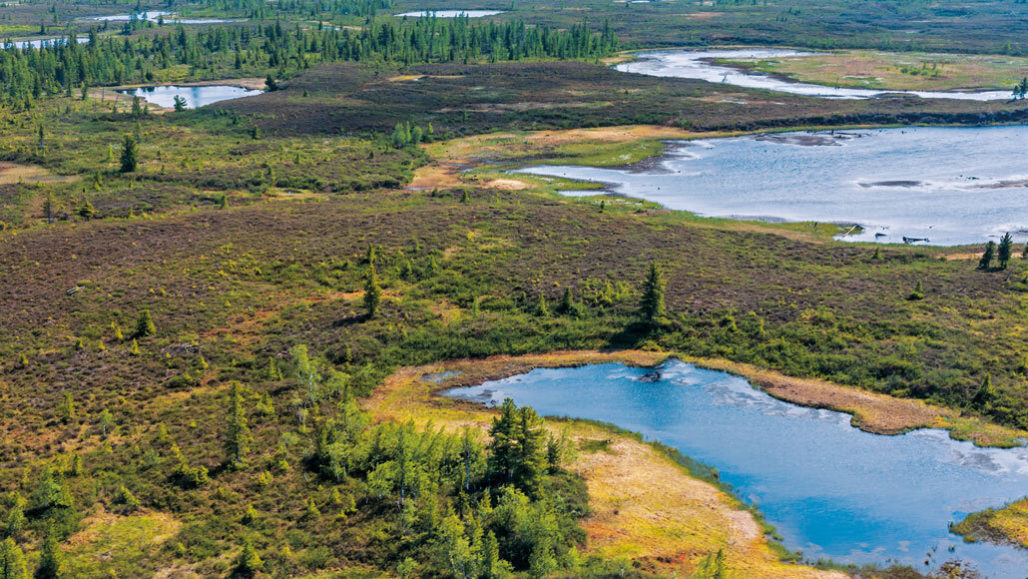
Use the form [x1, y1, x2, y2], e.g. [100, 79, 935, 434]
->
[0, 0, 1027, 576]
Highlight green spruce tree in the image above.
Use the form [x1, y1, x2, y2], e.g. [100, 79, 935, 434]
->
[119, 134, 138, 173]
[639, 261, 666, 325]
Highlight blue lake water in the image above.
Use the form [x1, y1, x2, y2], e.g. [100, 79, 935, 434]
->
[117, 85, 264, 109]
[616, 49, 1014, 101]
[518, 126, 1028, 246]
[444, 361, 1028, 578]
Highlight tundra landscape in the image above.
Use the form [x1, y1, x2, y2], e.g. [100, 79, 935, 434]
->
[0, 0, 1027, 577]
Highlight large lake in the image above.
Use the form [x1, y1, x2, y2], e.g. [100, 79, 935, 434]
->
[117, 85, 264, 109]
[518, 126, 1028, 246]
[616, 49, 1014, 101]
[444, 361, 1028, 577]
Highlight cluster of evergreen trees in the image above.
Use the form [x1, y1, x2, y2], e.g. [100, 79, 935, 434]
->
[199, 0, 392, 21]
[0, 18, 618, 108]
[310, 397, 584, 576]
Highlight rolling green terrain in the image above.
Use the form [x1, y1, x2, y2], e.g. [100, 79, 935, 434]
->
[1, 0, 1028, 577]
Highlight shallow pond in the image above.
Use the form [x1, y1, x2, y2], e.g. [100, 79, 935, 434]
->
[518, 125, 1028, 246]
[87, 11, 235, 24]
[6, 36, 88, 49]
[444, 361, 1028, 577]
[616, 49, 1014, 101]
[117, 85, 264, 109]
[395, 10, 504, 17]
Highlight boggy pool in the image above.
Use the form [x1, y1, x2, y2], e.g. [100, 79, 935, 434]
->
[117, 85, 264, 109]
[444, 361, 1028, 577]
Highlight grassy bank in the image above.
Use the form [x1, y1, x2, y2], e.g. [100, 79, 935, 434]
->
[722, 50, 1028, 92]
[952, 498, 1028, 549]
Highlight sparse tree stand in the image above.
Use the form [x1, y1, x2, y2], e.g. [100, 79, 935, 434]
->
[978, 241, 996, 270]
[134, 309, 156, 338]
[972, 374, 995, 410]
[639, 261, 667, 325]
[0, 537, 27, 579]
[42, 192, 57, 224]
[235, 537, 263, 577]
[120, 134, 138, 173]
[364, 266, 382, 318]
[225, 383, 252, 469]
[997, 232, 1014, 269]
[35, 527, 65, 579]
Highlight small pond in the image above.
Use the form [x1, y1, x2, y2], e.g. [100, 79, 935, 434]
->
[444, 361, 1028, 577]
[616, 49, 1014, 101]
[6, 36, 88, 49]
[87, 11, 236, 24]
[395, 10, 504, 17]
[116, 85, 264, 109]
[517, 125, 1028, 246]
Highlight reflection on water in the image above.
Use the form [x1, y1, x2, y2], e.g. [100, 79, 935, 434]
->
[617, 49, 1014, 101]
[518, 126, 1028, 246]
[444, 361, 1028, 577]
[116, 85, 264, 109]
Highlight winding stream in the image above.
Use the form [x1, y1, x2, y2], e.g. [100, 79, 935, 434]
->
[616, 49, 1015, 101]
[444, 361, 1028, 578]
[518, 125, 1028, 246]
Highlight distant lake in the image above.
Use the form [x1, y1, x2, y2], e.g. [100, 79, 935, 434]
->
[444, 361, 1028, 578]
[518, 126, 1028, 246]
[617, 49, 1014, 101]
[117, 85, 264, 109]
[5, 36, 88, 49]
[87, 11, 236, 24]
[395, 10, 504, 17]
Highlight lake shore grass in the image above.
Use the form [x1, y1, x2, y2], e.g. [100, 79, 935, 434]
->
[684, 356, 1028, 447]
[952, 497, 1028, 550]
[721, 49, 1028, 92]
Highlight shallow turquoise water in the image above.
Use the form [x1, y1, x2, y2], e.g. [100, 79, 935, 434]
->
[519, 126, 1028, 246]
[444, 361, 1028, 578]
[117, 85, 264, 109]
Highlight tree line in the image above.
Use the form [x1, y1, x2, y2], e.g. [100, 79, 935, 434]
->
[0, 17, 618, 108]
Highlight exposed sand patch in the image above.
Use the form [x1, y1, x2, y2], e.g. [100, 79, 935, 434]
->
[0, 161, 76, 185]
[388, 74, 425, 82]
[67, 509, 181, 548]
[484, 178, 531, 190]
[413, 125, 708, 190]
